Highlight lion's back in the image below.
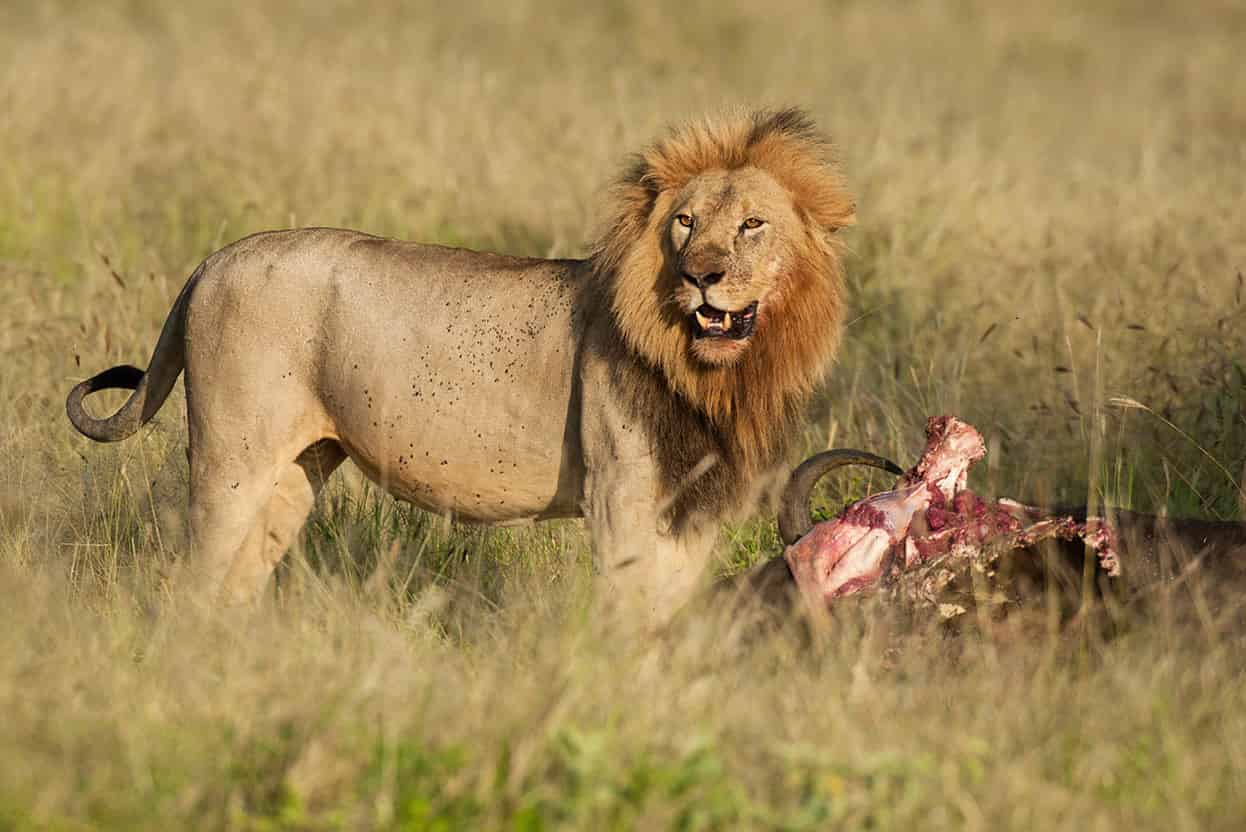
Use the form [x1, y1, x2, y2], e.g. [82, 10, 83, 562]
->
[188, 227, 582, 338]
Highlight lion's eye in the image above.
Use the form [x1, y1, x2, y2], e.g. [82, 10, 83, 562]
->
[675, 214, 694, 229]
[742, 217, 765, 230]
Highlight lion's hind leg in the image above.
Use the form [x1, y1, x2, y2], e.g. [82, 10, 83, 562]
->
[185, 454, 279, 604]
[216, 440, 346, 605]
[185, 428, 344, 606]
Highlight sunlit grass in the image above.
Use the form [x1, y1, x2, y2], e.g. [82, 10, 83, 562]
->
[2, 0, 1245, 827]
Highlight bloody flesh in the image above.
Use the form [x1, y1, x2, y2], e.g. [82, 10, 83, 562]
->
[784, 416, 1121, 610]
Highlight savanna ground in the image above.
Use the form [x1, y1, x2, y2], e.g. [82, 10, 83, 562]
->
[2, 1, 1246, 828]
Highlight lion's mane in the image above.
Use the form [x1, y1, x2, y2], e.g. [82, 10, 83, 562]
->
[589, 108, 856, 530]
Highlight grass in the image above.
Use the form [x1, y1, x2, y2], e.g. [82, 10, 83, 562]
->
[2, 0, 1246, 827]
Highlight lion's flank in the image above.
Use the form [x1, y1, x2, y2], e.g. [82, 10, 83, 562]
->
[590, 108, 856, 529]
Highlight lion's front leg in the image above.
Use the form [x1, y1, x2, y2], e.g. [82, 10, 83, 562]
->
[578, 353, 722, 626]
[584, 466, 718, 626]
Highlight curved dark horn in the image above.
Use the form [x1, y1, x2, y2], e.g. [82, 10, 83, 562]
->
[778, 450, 905, 545]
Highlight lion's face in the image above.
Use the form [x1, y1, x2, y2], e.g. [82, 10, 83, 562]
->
[664, 167, 804, 367]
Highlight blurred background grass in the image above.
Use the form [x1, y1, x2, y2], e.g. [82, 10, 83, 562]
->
[2, 0, 1245, 828]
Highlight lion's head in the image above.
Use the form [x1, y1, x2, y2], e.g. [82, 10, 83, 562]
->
[592, 108, 855, 491]
[667, 163, 816, 368]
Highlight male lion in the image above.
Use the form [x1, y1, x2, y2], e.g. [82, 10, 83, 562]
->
[66, 108, 856, 618]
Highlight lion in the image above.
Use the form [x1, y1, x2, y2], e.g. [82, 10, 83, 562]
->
[66, 107, 856, 619]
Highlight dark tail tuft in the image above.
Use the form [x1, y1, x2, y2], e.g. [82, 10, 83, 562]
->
[66, 365, 147, 442]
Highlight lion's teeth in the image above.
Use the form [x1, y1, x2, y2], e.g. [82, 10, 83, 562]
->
[695, 310, 710, 330]
[722, 311, 732, 330]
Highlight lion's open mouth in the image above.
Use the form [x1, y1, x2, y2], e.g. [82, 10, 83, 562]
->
[690, 301, 758, 340]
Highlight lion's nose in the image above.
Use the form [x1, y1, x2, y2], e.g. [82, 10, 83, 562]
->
[682, 269, 725, 288]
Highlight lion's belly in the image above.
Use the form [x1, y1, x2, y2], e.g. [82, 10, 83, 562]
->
[332, 393, 579, 523]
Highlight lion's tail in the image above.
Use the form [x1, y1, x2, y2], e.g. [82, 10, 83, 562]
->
[66, 266, 200, 443]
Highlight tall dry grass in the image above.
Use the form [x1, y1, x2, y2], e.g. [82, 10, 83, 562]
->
[2, 0, 1245, 828]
